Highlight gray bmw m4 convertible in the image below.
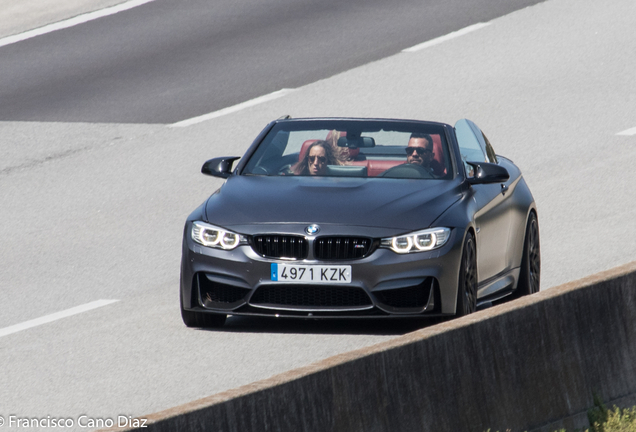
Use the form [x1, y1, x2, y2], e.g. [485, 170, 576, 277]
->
[180, 117, 540, 328]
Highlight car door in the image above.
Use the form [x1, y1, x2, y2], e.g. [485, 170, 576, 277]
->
[455, 119, 516, 285]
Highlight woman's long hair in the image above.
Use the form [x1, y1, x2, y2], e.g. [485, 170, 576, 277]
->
[292, 140, 339, 175]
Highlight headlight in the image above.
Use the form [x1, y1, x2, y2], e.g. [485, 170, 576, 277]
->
[380, 228, 451, 254]
[191, 221, 248, 250]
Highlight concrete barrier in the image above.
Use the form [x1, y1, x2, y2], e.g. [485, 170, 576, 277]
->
[104, 260, 636, 432]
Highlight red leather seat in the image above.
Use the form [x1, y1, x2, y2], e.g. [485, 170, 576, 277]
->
[298, 139, 321, 162]
[430, 135, 446, 176]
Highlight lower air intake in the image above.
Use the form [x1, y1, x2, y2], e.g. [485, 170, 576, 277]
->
[375, 278, 436, 308]
[198, 274, 249, 307]
[250, 284, 372, 308]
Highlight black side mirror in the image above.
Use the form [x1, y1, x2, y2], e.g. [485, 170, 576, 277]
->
[466, 161, 509, 184]
[201, 157, 240, 178]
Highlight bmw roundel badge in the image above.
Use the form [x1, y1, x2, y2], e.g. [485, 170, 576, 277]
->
[305, 224, 320, 235]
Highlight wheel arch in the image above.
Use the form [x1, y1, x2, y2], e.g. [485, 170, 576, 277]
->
[512, 208, 541, 296]
[440, 225, 477, 316]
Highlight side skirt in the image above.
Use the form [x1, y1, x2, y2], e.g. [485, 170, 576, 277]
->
[476, 267, 520, 306]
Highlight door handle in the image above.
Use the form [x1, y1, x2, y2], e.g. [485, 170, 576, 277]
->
[501, 184, 509, 195]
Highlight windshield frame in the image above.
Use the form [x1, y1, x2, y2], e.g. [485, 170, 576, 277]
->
[237, 118, 457, 180]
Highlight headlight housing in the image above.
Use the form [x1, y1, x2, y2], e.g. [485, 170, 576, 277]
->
[191, 221, 248, 250]
[380, 227, 451, 254]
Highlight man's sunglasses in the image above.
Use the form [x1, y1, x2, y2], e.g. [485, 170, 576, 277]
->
[309, 155, 327, 164]
[405, 147, 432, 156]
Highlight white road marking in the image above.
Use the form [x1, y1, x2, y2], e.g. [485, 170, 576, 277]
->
[617, 127, 636, 136]
[169, 88, 296, 127]
[0, 299, 119, 338]
[170, 23, 491, 127]
[0, 0, 156, 49]
[402, 22, 491, 52]
[169, 23, 490, 128]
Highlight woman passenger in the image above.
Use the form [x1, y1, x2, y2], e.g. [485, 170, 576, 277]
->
[292, 140, 339, 176]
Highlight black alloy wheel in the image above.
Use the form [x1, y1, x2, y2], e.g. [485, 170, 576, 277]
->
[516, 212, 541, 296]
[180, 293, 227, 328]
[456, 232, 477, 316]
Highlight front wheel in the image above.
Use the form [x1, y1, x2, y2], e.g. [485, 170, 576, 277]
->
[180, 293, 227, 328]
[516, 212, 541, 296]
[456, 232, 477, 317]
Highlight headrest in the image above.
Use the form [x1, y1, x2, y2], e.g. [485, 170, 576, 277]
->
[299, 139, 321, 162]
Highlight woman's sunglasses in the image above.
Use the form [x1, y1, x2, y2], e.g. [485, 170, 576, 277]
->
[309, 155, 327, 164]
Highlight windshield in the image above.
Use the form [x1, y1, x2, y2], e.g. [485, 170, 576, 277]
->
[242, 120, 452, 180]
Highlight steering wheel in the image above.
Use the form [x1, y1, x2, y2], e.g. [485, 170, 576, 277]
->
[251, 166, 270, 175]
[379, 163, 436, 179]
[277, 164, 293, 175]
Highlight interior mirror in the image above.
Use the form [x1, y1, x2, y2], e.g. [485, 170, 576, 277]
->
[201, 157, 240, 178]
[337, 136, 375, 148]
[466, 162, 509, 184]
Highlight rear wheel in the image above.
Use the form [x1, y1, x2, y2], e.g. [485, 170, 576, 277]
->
[456, 232, 477, 317]
[180, 293, 227, 328]
[516, 212, 541, 296]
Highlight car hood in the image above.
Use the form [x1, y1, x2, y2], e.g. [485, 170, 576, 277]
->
[204, 175, 463, 233]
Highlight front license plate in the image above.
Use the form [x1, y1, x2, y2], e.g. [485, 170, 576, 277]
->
[270, 263, 351, 284]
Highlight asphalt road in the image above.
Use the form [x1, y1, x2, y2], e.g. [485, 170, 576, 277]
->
[0, 0, 542, 124]
[1, 0, 636, 429]
[0, 0, 125, 38]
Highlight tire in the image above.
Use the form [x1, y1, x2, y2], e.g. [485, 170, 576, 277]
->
[180, 293, 227, 328]
[456, 232, 477, 317]
[516, 212, 541, 296]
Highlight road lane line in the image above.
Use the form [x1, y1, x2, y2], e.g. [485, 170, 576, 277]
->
[171, 23, 490, 128]
[0, 300, 119, 338]
[617, 127, 636, 136]
[402, 22, 491, 52]
[169, 88, 296, 127]
[0, 0, 156, 48]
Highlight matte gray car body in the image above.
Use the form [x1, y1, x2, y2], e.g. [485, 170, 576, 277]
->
[180, 118, 540, 327]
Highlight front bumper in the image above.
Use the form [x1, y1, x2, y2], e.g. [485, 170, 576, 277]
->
[180, 223, 465, 318]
